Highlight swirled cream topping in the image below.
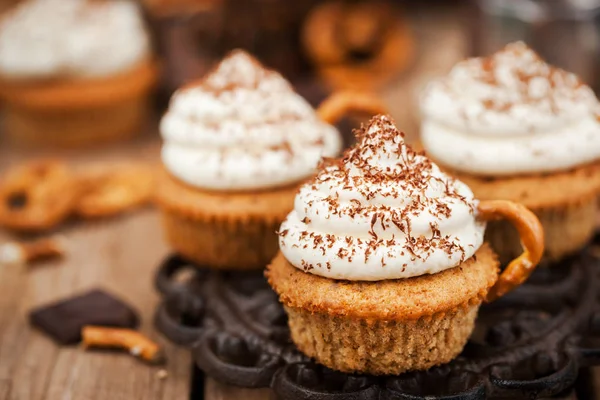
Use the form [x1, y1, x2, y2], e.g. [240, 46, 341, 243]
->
[0, 0, 151, 79]
[161, 50, 342, 191]
[420, 42, 600, 176]
[278, 115, 485, 281]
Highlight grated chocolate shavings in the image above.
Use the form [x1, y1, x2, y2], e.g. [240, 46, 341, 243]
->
[293, 115, 476, 269]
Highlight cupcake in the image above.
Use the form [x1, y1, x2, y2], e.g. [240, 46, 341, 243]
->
[267, 115, 543, 375]
[420, 42, 600, 263]
[155, 50, 386, 270]
[0, 0, 157, 147]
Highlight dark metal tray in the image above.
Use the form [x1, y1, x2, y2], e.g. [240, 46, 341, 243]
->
[154, 243, 600, 399]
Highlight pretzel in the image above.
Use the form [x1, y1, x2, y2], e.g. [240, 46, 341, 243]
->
[74, 163, 154, 218]
[0, 159, 76, 232]
[81, 326, 166, 365]
[317, 90, 389, 125]
[0, 236, 66, 265]
[302, 0, 414, 90]
[477, 200, 544, 301]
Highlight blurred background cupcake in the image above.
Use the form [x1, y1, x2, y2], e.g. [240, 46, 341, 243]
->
[420, 42, 600, 264]
[155, 50, 344, 270]
[0, 0, 158, 148]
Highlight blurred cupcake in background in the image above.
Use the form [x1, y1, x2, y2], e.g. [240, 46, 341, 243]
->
[420, 42, 600, 263]
[155, 49, 386, 270]
[155, 50, 342, 270]
[0, 0, 158, 148]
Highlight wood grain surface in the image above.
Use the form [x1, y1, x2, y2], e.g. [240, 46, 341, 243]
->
[0, 136, 191, 400]
[0, 3, 595, 400]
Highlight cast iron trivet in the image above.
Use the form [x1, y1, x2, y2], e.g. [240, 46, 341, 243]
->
[154, 245, 600, 399]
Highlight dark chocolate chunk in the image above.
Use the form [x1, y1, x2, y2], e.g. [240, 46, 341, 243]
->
[30, 289, 139, 345]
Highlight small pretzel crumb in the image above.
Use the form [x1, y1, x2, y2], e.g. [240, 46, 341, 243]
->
[81, 326, 166, 365]
[0, 243, 22, 265]
[156, 369, 168, 380]
[0, 236, 66, 265]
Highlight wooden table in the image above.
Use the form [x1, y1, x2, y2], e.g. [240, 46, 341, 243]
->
[0, 137, 194, 400]
[0, 4, 596, 400]
[0, 131, 283, 400]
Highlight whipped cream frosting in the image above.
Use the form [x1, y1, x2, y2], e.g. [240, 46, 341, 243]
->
[278, 115, 485, 281]
[161, 50, 342, 191]
[420, 42, 600, 176]
[0, 0, 151, 78]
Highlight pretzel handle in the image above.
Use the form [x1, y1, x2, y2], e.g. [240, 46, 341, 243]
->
[316, 90, 388, 124]
[477, 200, 544, 302]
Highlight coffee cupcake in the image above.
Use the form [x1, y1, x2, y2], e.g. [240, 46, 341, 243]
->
[156, 50, 386, 270]
[267, 115, 543, 375]
[0, 0, 157, 147]
[420, 42, 600, 263]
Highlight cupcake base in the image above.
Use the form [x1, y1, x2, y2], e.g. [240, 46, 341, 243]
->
[0, 60, 157, 148]
[4, 96, 149, 148]
[267, 244, 499, 375]
[285, 304, 478, 375]
[160, 208, 281, 270]
[156, 168, 298, 270]
[455, 162, 600, 263]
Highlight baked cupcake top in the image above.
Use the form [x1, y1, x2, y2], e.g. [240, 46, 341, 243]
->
[420, 41, 600, 176]
[160, 50, 342, 191]
[278, 115, 485, 281]
[0, 0, 151, 79]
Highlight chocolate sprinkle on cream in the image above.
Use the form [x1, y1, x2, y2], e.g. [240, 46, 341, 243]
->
[420, 42, 600, 177]
[160, 50, 342, 192]
[278, 115, 486, 281]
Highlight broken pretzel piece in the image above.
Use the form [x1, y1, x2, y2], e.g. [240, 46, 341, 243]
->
[0, 159, 77, 232]
[81, 325, 166, 365]
[0, 236, 66, 265]
[74, 163, 154, 218]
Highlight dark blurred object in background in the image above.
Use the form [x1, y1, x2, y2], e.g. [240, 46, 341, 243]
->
[302, 0, 414, 92]
[470, 0, 600, 89]
[142, 0, 319, 95]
